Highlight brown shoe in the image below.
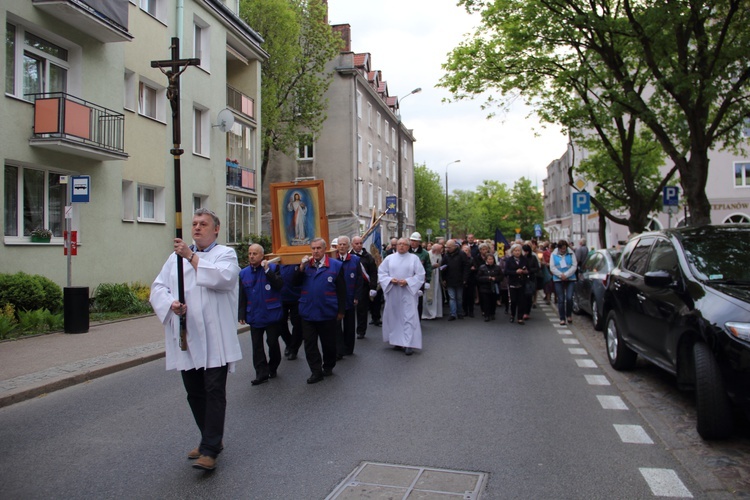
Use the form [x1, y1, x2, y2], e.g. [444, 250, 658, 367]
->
[192, 455, 217, 470]
[187, 447, 201, 460]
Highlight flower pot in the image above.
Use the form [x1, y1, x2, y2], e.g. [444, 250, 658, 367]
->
[31, 235, 51, 243]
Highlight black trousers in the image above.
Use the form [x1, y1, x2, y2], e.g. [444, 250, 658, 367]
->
[181, 366, 228, 458]
[302, 318, 337, 376]
[369, 289, 383, 323]
[480, 292, 498, 318]
[337, 308, 356, 356]
[508, 286, 526, 321]
[250, 322, 282, 378]
[280, 301, 302, 355]
[356, 293, 369, 337]
[463, 282, 475, 316]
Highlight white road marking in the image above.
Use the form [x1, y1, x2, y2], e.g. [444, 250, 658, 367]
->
[585, 374, 610, 386]
[597, 395, 628, 410]
[575, 359, 597, 368]
[639, 468, 693, 498]
[614, 424, 654, 444]
[562, 338, 579, 344]
[568, 348, 587, 355]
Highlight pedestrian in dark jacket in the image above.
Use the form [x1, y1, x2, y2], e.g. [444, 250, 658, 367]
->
[351, 235, 378, 337]
[522, 244, 540, 320]
[476, 254, 502, 321]
[440, 239, 471, 320]
[504, 243, 529, 324]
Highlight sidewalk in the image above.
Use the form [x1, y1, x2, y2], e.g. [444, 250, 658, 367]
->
[0, 315, 248, 408]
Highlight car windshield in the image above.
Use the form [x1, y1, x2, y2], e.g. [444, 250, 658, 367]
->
[680, 228, 750, 283]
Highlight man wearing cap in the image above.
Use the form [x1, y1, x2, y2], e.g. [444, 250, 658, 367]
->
[409, 232, 432, 319]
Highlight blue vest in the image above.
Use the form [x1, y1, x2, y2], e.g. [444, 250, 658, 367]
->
[239, 264, 283, 327]
[551, 252, 575, 282]
[280, 264, 302, 302]
[338, 253, 361, 310]
[299, 256, 342, 321]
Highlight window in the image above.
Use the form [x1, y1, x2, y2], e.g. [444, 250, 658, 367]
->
[368, 183, 373, 208]
[377, 150, 382, 174]
[357, 135, 362, 163]
[358, 181, 363, 207]
[122, 180, 134, 221]
[724, 214, 750, 223]
[392, 160, 397, 181]
[623, 237, 654, 275]
[298, 134, 314, 160]
[226, 193, 255, 244]
[193, 195, 206, 213]
[647, 239, 678, 276]
[227, 119, 255, 170]
[377, 112, 381, 136]
[137, 184, 165, 222]
[6, 22, 70, 100]
[356, 91, 362, 118]
[392, 128, 396, 149]
[193, 106, 209, 156]
[368, 143, 373, 169]
[138, 78, 166, 121]
[193, 17, 210, 71]
[378, 187, 382, 211]
[742, 118, 750, 139]
[140, 0, 165, 21]
[735, 162, 750, 187]
[403, 139, 408, 159]
[385, 155, 390, 178]
[124, 69, 136, 111]
[384, 120, 389, 144]
[367, 103, 372, 128]
[4, 164, 66, 239]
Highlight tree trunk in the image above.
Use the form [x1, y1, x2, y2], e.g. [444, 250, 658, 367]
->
[598, 211, 607, 248]
[680, 149, 712, 226]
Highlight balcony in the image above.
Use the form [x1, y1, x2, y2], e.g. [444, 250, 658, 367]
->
[227, 85, 255, 121]
[226, 160, 256, 192]
[33, 0, 133, 43]
[29, 92, 128, 161]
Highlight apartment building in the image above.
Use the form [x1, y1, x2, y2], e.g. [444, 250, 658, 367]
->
[1, 0, 265, 289]
[543, 139, 750, 248]
[262, 24, 417, 241]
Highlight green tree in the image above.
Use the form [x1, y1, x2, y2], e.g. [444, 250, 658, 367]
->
[442, 0, 750, 226]
[240, 0, 343, 186]
[414, 163, 445, 239]
[508, 178, 543, 240]
[475, 180, 512, 239]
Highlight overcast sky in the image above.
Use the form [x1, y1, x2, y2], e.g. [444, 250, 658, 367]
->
[326, 0, 569, 194]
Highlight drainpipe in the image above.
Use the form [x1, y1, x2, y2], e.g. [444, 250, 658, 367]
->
[177, 0, 184, 54]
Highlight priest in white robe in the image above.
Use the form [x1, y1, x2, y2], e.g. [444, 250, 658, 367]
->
[378, 238, 425, 355]
[422, 243, 443, 320]
[150, 208, 241, 472]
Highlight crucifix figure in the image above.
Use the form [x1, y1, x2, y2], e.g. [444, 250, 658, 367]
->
[151, 37, 200, 351]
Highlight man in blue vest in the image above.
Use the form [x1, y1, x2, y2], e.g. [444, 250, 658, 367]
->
[238, 244, 284, 386]
[279, 264, 303, 360]
[334, 235, 363, 358]
[294, 238, 346, 384]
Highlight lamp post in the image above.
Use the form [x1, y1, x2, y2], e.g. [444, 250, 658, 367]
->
[396, 87, 422, 237]
[445, 159, 461, 240]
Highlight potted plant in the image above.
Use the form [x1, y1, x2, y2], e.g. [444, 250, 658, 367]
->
[31, 227, 53, 243]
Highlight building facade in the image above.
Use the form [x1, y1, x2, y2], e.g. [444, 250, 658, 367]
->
[543, 139, 750, 248]
[1, 0, 265, 290]
[262, 24, 417, 243]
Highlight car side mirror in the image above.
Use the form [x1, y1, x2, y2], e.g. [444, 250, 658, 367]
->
[644, 270, 674, 288]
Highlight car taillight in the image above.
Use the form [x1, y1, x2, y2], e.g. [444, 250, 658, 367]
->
[602, 276, 609, 287]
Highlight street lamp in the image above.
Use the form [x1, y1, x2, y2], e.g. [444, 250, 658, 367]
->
[445, 159, 461, 239]
[397, 87, 422, 237]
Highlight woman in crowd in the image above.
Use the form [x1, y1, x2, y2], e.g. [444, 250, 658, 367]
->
[476, 253, 502, 321]
[549, 239, 578, 325]
[521, 244, 540, 321]
[504, 244, 529, 324]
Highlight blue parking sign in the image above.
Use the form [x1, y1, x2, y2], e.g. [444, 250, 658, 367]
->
[663, 186, 679, 206]
[572, 192, 590, 214]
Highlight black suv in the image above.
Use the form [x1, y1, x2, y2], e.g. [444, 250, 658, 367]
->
[603, 224, 750, 439]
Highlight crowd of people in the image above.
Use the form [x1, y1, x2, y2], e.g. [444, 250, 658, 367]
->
[150, 208, 589, 471]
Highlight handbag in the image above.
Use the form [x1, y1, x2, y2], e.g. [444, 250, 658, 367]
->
[524, 279, 536, 295]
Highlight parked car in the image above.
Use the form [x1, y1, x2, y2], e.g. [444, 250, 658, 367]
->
[602, 224, 750, 439]
[572, 248, 622, 330]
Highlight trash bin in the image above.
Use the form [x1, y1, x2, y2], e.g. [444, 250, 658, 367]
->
[64, 286, 89, 334]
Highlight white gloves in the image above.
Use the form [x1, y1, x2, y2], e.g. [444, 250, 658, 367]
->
[424, 283, 430, 290]
[369, 289, 377, 298]
[417, 290, 423, 297]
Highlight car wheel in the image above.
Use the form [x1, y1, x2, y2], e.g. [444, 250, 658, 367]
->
[572, 292, 582, 314]
[591, 299, 603, 331]
[694, 342, 733, 440]
[606, 311, 637, 370]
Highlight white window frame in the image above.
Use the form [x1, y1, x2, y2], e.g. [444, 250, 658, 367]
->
[385, 156, 390, 178]
[226, 193, 255, 244]
[193, 16, 210, 72]
[124, 69, 136, 111]
[384, 120, 389, 144]
[367, 102, 372, 128]
[140, 0, 166, 23]
[4, 163, 70, 242]
[193, 105, 210, 157]
[377, 112, 381, 136]
[357, 135, 362, 163]
[734, 161, 750, 188]
[392, 160, 397, 181]
[392, 128, 396, 149]
[368, 143, 373, 170]
[403, 139, 408, 159]
[137, 184, 165, 223]
[5, 21, 75, 100]
[378, 187, 383, 211]
[138, 77, 167, 122]
[377, 149, 382, 174]
[297, 135, 314, 160]
[368, 182, 373, 208]
[356, 91, 362, 119]
[358, 180, 363, 207]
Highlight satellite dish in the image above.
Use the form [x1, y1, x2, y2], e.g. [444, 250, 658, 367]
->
[214, 108, 235, 133]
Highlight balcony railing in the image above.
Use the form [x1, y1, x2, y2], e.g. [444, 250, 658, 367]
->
[226, 160, 256, 191]
[28, 92, 127, 161]
[227, 85, 255, 120]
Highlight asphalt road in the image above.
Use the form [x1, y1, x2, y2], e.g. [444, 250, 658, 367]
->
[0, 303, 737, 499]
